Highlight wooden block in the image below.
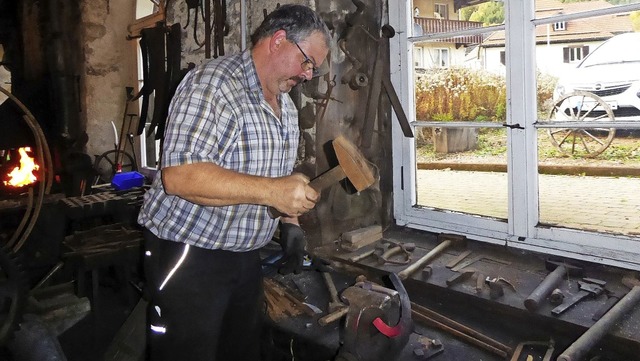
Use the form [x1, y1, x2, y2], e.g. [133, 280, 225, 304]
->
[340, 225, 383, 251]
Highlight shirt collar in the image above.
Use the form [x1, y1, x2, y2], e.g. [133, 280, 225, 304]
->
[242, 50, 262, 96]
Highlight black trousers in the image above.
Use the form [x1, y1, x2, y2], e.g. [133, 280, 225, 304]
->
[143, 229, 264, 361]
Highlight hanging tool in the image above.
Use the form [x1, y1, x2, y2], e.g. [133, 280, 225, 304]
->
[398, 233, 466, 280]
[557, 275, 640, 361]
[524, 259, 583, 312]
[551, 280, 604, 316]
[115, 87, 136, 173]
[268, 135, 376, 218]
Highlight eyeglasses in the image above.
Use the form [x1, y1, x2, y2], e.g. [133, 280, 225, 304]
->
[293, 41, 318, 76]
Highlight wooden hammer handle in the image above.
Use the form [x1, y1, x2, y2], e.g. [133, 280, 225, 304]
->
[398, 240, 452, 280]
[268, 166, 346, 219]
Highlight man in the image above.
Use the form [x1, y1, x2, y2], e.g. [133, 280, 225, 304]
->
[137, 4, 331, 361]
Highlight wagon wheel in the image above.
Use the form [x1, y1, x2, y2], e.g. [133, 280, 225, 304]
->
[93, 149, 137, 184]
[547, 90, 616, 158]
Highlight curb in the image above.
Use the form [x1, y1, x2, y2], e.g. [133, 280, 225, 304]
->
[417, 163, 640, 177]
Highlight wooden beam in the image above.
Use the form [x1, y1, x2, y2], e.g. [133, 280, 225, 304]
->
[127, 2, 166, 39]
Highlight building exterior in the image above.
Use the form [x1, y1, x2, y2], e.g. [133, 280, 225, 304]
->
[480, 0, 634, 76]
[412, 0, 483, 69]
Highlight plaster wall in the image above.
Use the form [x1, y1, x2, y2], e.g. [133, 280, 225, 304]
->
[80, 0, 137, 160]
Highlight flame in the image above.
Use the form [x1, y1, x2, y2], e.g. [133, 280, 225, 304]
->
[3, 147, 39, 187]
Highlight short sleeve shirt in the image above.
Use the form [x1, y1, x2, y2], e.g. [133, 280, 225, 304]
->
[137, 50, 299, 251]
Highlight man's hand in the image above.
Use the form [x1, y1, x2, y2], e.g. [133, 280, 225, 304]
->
[270, 174, 319, 217]
[276, 222, 306, 275]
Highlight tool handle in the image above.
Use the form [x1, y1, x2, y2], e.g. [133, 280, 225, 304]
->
[558, 285, 640, 361]
[524, 265, 567, 311]
[398, 240, 451, 280]
[268, 166, 346, 218]
[318, 306, 349, 326]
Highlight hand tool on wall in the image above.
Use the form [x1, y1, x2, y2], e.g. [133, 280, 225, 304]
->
[557, 275, 640, 361]
[357, 24, 414, 148]
[398, 233, 466, 280]
[268, 135, 375, 218]
[551, 280, 604, 316]
[114, 87, 136, 173]
[524, 260, 583, 312]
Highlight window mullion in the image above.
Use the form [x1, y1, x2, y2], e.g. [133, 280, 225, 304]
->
[505, 0, 538, 240]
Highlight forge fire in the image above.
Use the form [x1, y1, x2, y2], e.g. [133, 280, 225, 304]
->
[2, 147, 39, 188]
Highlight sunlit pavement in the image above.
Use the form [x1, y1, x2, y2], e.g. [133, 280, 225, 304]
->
[416, 169, 640, 235]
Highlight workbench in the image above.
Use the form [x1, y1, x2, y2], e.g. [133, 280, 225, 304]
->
[266, 225, 640, 361]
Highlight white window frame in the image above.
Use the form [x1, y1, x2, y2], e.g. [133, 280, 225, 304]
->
[389, 1, 640, 271]
[568, 46, 583, 62]
[433, 48, 450, 68]
[553, 21, 566, 31]
[434, 3, 448, 19]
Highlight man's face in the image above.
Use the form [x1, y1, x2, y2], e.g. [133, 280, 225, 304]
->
[276, 31, 329, 94]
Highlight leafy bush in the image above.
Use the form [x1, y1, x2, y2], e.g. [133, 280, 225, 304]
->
[415, 68, 558, 122]
[415, 67, 506, 122]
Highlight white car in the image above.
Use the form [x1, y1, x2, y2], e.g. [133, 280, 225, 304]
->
[553, 32, 640, 121]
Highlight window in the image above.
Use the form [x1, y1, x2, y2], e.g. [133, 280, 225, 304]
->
[562, 46, 588, 63]
[392, 1, 640, 270]
[553, 21, 566, 31]
[414, 47, 424, 68]
[434, 3, 448, 19]
[432, 48, 449, 68]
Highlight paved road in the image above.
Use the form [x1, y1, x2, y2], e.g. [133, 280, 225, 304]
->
[416, 169, 640, 235]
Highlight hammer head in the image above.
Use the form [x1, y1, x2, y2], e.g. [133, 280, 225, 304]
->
[622, 275, 640, 289]
[437, 233, 467, 249]
[546, 258, 583, 276]
[332, 135, 376, 191]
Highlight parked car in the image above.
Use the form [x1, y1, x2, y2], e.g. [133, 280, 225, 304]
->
[553, 32, 640, 121]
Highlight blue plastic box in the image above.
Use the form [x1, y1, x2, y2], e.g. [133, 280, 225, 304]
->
[111, 171, 145, 190]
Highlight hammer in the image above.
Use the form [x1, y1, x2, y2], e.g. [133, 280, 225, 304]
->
[269, 135, 375, 218]
[557, 275, 640, 361]
[524, 259, 583, 312]
[398, 233, 466, 280]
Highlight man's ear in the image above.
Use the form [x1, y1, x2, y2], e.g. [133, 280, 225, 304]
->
[270, 29, 288, 51]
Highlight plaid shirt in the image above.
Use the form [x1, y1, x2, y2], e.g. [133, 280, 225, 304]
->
[138, 50, 299, 251]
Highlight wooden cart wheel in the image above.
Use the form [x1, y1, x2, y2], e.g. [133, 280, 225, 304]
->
[93, 149, 137, 184]
[547, 90, 616, 158]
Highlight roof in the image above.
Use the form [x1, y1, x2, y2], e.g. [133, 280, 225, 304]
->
[482, 0, 634, 47]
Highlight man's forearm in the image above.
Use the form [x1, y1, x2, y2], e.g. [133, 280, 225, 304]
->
[162, 162, 276, 207]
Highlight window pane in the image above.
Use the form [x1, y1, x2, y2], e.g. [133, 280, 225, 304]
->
[537, 128, 640, 235]
[533, 0, 640, 236]
[415, 126, 508, 219]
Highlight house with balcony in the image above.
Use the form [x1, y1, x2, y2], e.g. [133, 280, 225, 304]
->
[479, 0, 634, 76]
[412, 0, 485, 69]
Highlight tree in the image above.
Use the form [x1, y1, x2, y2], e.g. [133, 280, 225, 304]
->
[468, 2, 505, 25]
[460, 5, 478, 21]
[632, 11, 640, 31]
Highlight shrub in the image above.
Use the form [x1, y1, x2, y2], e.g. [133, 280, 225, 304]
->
[415, 68, 558, 122]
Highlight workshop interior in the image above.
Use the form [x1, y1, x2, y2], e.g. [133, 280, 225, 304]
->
[0, 0, 639, 360]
